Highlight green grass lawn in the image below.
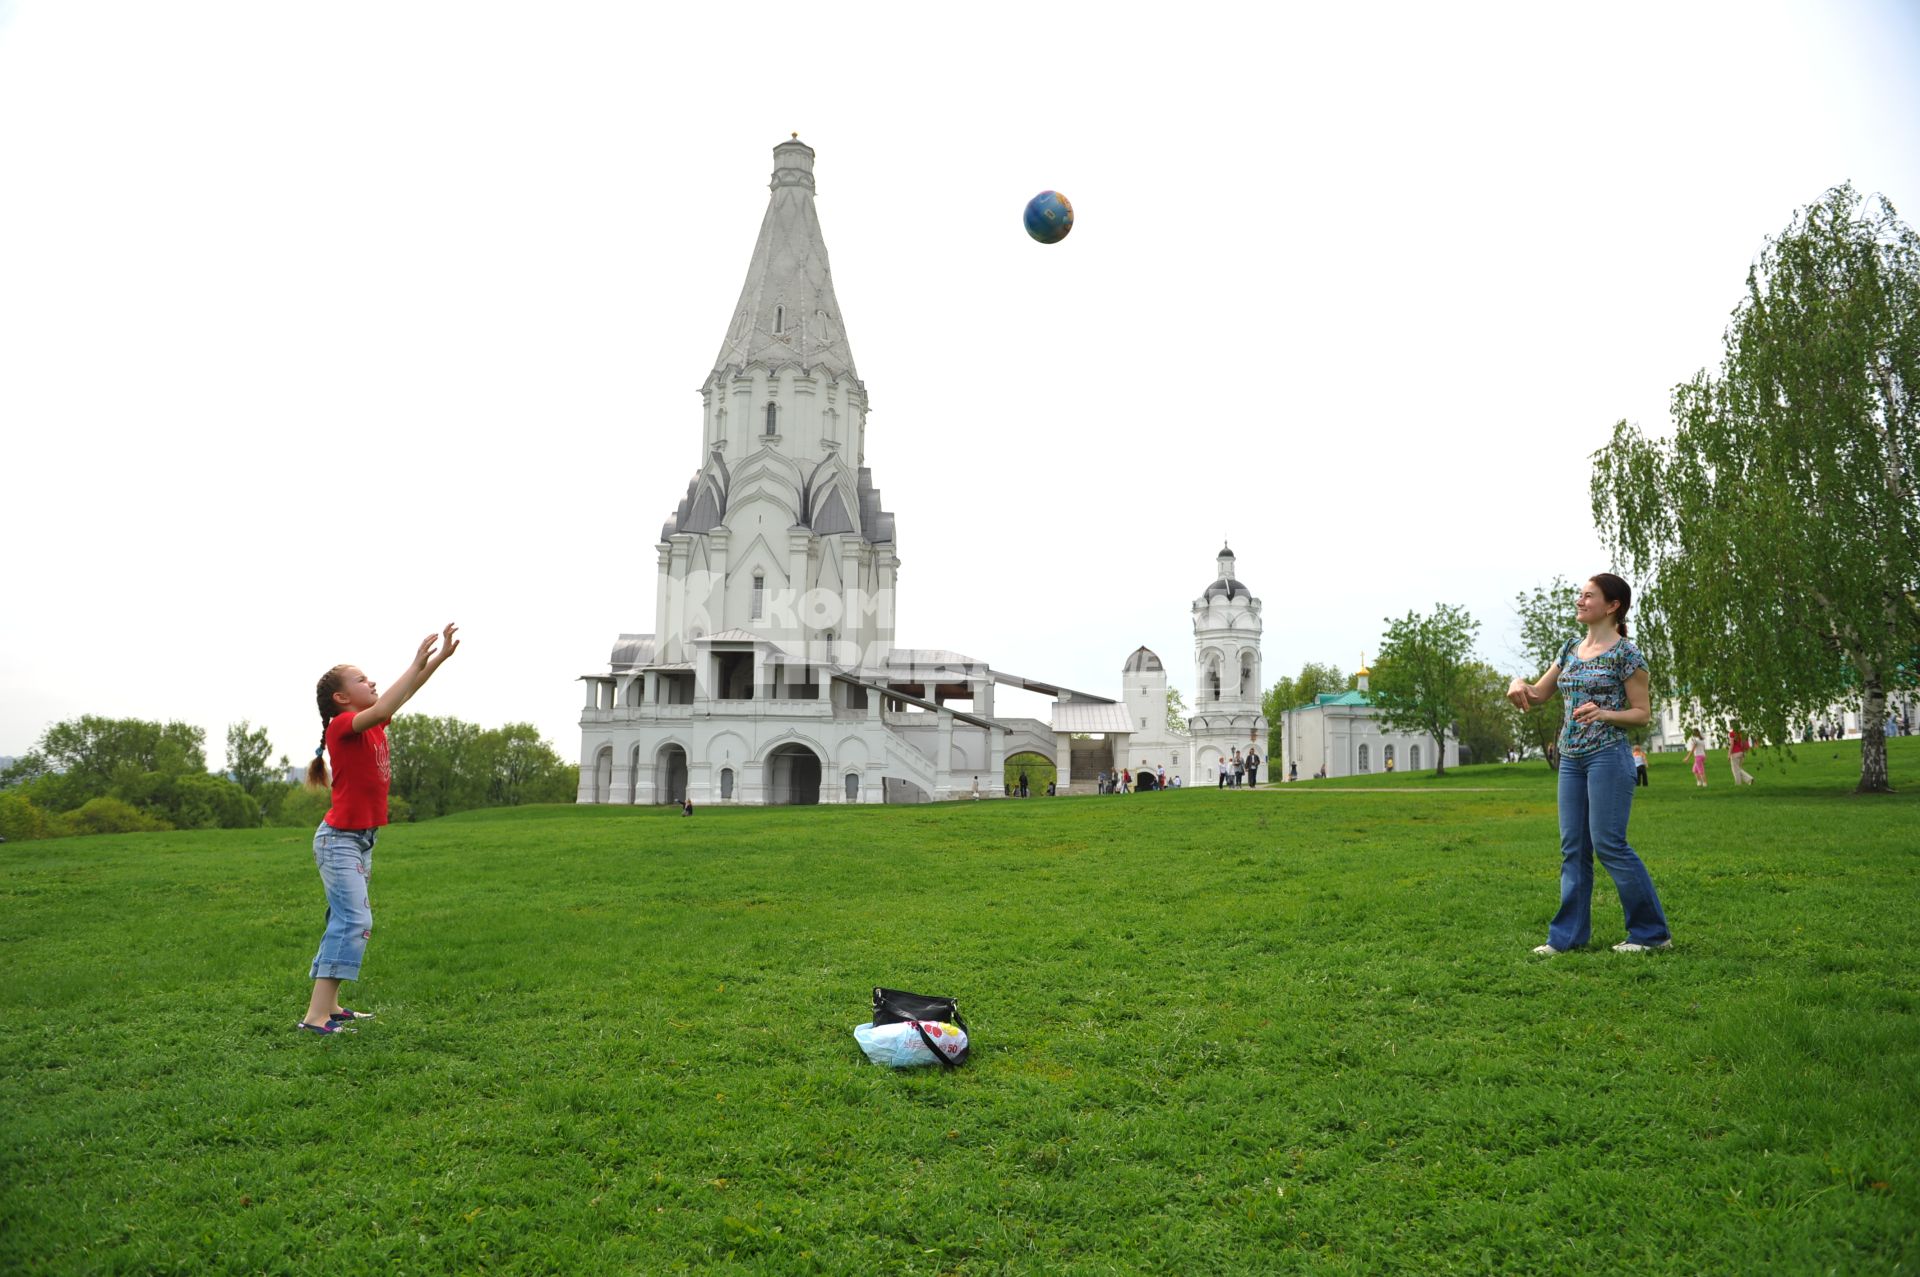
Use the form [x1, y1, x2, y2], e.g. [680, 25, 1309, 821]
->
[3, 740, 1917, 1274]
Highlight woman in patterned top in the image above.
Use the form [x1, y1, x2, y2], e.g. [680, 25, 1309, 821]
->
[1507, 574, 1673, 954]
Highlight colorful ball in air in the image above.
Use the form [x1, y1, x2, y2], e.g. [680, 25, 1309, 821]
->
[1023, 190, 1074, 244]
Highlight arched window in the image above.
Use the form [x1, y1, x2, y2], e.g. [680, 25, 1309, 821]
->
[1384, 744, 1395, 768]
[752, 573, 765, 620]
[1208, 657, 1222, 701]
[720, 767, 735, 799]
[844, 772, 860, 802]
[765, 402, 778, 434]
[1410, 744, 1422, 770]
[1358, 744, 1371, 773]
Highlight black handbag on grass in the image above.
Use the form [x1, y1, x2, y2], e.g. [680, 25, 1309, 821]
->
[872, 986, 969, 1067]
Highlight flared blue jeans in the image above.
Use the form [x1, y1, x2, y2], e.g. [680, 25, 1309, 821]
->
[1550, 740, 1670, 949]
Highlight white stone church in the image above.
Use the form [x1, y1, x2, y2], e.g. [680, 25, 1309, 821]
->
[576, 139, 1267, 804]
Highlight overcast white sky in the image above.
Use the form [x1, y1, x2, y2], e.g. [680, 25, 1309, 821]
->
[3, 1, 1918, 767]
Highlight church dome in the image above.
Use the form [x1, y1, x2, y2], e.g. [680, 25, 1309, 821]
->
[1123, 646, 1163, 673]
[1203, 577, 1250, 602]
[1203, 542, 1250, 601]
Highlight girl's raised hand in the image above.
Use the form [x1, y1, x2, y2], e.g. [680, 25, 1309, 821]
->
[433, 623, 461, 665]
[413, 632, 440, 672]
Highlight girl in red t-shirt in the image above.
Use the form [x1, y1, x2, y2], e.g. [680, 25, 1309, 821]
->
[296, 623, 460, 1035]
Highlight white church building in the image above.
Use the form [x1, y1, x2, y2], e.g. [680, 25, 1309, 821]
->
[1279, 667, 1460, 779]
[575, 139, 1266, 804]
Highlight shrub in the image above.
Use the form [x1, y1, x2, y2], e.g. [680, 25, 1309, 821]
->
[256, 780, 295, 824]
[0, 791, 58, 841]
[273, 786, 332, 829]
[66, 797, 172, 836]
[113, 772, 260, 830]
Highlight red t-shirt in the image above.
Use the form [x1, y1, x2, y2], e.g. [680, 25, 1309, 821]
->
[1728, 731, 1750, 753]
[324, 712, 390, 829]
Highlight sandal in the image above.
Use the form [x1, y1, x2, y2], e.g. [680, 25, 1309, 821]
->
[296, 1020, 353, 1035]
[329, 1008, 375, 1023]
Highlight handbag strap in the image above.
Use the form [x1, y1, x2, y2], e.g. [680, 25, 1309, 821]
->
[910, 1019, 959, 1069]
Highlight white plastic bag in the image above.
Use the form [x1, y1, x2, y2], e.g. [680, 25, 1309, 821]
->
[852, 1019, 969, 1068]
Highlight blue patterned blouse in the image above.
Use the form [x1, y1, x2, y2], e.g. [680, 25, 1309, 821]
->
[1555, 635, 1648, 757]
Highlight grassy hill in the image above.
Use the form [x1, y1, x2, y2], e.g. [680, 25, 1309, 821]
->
[3, 741, 1916, 1273]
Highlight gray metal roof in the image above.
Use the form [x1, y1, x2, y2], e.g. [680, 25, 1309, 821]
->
[1051, 701, 1136, 734]
[610, 634, 656, 669]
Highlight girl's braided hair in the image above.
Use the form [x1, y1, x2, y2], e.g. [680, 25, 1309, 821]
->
[306, 664, 350, 789]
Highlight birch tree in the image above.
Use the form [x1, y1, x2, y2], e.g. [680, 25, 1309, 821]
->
[1592, 184, 1918, 793]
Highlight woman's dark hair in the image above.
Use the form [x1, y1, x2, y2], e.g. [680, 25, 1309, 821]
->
[1590, 573, 1631, 637]
[306, 664, 349, 788]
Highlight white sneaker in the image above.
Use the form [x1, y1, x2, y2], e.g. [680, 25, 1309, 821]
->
[1531, 944, 1567, 956]
[1612, 939, 1673, 953]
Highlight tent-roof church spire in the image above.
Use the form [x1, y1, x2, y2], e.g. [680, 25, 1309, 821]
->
[708, 137, 858, 381]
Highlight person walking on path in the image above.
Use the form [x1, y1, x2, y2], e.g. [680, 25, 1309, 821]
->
[1686, 732, 1708, 787]
[299, 623, 461, 1035]
[1728, 730, 1756, 785]
[1632, 744, 1649, 787]
[1508, 574, 1672, 956]
[1245, 747, 1261, 788]
[1289, 759, 1298, 783]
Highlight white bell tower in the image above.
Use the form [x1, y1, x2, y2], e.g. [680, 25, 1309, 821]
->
[1187, 544, 1266, 781]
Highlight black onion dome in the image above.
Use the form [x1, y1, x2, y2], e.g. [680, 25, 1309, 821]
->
[1203, 578, 1250, 601]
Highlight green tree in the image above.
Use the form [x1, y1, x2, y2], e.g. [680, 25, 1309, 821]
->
[1369, 605, 1479, 777]
[386, 715, 484, 819]
[1511, 578, 1578, 768]
[1455, 661, 1519, 766]
[3, 717, 207, 811]
[1263, 663, 1353, 774]
[1164, 687, 1191, 737]
[1004, 752, 1056, 796]
[473, 723, 578, 808]
[1592, 184, 1920, 793]
[224, 721, 276, 795]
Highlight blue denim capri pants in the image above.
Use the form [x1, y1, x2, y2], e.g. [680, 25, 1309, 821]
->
[310, 823, 376, 981]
